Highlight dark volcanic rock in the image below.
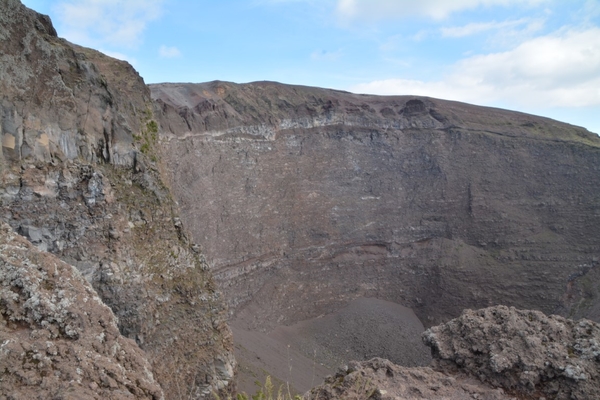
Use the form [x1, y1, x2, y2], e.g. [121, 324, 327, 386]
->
[152, 80, 600, 335]
[0, 221, 164, 399]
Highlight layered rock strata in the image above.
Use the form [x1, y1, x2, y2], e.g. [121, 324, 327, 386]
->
[152, 81, 600, 333]
[0, 0, 143, 166]
[1, 1, 235, 398]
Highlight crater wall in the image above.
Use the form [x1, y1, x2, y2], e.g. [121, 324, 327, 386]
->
[153, 81, 600, 331]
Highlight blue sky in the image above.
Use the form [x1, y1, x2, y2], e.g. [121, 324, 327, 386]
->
[21, 0, 600, 134]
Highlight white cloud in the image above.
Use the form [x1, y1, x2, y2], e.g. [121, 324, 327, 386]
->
[351, 28, 600, 108]
[159, 45, 182, 58]
[53, 0, 164, 48]
[336, 0, 547, 21]
[440, 18, 529, 37]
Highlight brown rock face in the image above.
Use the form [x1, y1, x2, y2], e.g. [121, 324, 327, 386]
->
[308, 306, 600, 400]
[1, 2, 235, 398]
[0, 221, 164, 399]
[152, 81, 600, 333]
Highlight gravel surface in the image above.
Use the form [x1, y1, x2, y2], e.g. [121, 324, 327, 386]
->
[232, 297, 431, 395]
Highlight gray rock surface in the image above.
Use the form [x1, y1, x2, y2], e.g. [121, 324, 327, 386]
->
[1, 155, 239, 400]
[0, 0, 145, 166]
[306, 358, 510, 400]
[424, 305, 600, 399]
[0, 221, 164, 399]
[308, 306, 600, 400]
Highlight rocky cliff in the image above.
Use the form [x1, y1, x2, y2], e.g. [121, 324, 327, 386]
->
[424, 306, 600, 399]
[0, 1, 235, 398]
[0, 0, 142, 166]
[152, 80, 600, 329]
[308, 306, 600, 400]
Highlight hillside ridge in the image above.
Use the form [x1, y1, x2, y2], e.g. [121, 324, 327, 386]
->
[151, 81, 599, 147]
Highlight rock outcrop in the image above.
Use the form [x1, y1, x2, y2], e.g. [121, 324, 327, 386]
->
[0, 221, 164, 399]
[307, 358, 510, 400]
[1, 159, 236, 398]
[1, 2, 235, 398]
[308, 306, 600, 400]
[424, 306, 600, 399]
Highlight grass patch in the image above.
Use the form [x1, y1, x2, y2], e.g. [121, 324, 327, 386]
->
[215, 376, 302, 400]
[133, 108, 160, 162]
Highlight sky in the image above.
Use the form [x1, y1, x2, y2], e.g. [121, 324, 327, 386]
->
[21, 0, 600, 135]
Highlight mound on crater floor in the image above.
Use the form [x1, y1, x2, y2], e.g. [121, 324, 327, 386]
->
[233, 298, 431, 394]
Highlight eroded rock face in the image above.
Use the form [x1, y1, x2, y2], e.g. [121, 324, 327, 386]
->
[0, 221, 164, 399]
[0, 2, 236, 398]
[424, 305, 600, 399]
[152, 81, 600, 333]
[308, 306, 600, 400]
